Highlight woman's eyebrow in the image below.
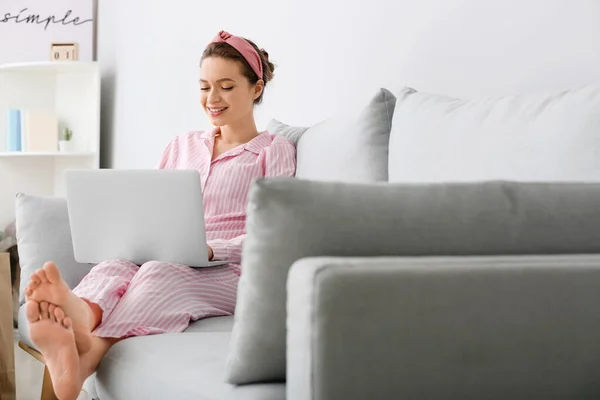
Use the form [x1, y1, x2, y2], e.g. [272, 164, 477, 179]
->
[199, 78, 236, 83]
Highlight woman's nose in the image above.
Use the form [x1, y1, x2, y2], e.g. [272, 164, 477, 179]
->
[208, 89, 220, 104]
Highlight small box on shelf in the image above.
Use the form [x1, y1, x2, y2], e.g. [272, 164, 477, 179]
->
[50, 43, 79, 62]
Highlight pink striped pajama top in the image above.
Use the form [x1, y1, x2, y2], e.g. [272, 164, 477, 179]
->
[72, 128, 296, 338]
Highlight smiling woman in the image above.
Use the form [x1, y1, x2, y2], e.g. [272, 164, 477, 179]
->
[23, 30, 296, 400]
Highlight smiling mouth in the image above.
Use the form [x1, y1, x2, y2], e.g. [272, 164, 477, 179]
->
[208, 107, 228, 115]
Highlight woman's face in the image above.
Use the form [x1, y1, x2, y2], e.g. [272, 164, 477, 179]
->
[199, 57, 263, 127]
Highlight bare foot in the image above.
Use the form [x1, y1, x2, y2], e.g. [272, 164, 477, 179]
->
[25, 262, 93, 354]
[26, 272, 42, 292]
[27, 300, 83, 400]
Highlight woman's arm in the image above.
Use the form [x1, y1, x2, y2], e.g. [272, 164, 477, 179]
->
[207, 138, 297, 262]
[208, 235, 246, 262]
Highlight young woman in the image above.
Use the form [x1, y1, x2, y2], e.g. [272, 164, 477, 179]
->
[23, 30, 296, 400]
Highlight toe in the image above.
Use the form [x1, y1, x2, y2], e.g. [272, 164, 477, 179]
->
[26, 278, 39, 290]
[62, 316, 73, 330]
[30, 274, 41, 286]
[25, 300, 41, 323]
[44, 262, 62, 284]
[40, 301, 49, 319]
[48, 304, 56, 321]
[54, 306, 65, 321]
[38, 269, 49, 284]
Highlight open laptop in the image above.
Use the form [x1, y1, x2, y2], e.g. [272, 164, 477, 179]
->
[65, 169, 228, 268]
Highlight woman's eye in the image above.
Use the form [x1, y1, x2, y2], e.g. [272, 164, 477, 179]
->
[222, 87, 234, 91]
[200, 87, 210, 91]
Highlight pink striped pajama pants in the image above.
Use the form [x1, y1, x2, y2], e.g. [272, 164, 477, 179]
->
[72, 259, 240, 338]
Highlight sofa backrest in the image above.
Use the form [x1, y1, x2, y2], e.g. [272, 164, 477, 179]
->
[271, 83, 600, 185]
[387, 85, 600, 183]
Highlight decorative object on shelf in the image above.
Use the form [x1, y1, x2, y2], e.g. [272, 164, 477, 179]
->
[6, 109, 21, 152]
[59, 126, 74, 152]
[50, 42, 79, 61]
[20, 109, 58, 153]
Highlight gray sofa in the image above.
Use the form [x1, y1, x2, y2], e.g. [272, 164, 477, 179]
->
[16, 85, 600, 399]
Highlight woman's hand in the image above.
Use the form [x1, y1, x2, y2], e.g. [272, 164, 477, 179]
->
[208, 245, 214, 260]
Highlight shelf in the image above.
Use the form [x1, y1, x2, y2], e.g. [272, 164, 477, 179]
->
[0, 61, 100, 228]
[0, 61, 98, 73]
[0, 152, 96, 157]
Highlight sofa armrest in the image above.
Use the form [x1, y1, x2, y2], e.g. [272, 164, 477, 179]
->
[287, 255, 600, 400]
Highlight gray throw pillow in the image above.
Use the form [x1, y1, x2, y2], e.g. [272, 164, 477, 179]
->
[226, 178, 600, 384]
[15, 193, 93, 304]
[268, 88, 396, 183]
[267, 119, 308, 146]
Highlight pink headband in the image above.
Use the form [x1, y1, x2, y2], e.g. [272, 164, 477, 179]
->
[208, 30, 263, 81]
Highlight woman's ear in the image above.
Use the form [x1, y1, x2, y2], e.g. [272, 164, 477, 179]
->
[253, 80, 264, 101]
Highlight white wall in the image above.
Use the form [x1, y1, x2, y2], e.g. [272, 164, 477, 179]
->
[97, 0, 600, 169]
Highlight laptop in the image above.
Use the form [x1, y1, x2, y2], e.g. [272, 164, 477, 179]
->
[65, 169, 228, 268]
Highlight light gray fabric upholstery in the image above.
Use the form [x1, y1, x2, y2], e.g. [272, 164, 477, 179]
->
[19, 312, 248, 400]
[15, 193, 93, 304]
[184, 315, 234, 333]
[95, 331, 284, 400]
[388, 85, 600, 183]
[275, 88, 395, 183]
[227, 178, 600, 384]
[267, 119, 308, 146]
[287, 255, 600, 400]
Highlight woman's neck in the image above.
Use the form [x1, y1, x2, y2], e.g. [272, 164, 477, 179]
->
[218, 118, 259, 145]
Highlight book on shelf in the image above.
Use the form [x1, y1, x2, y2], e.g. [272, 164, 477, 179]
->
[5, 109, 59, 152]
[22, 110, 59, 152]
[6, 109, 21, 151]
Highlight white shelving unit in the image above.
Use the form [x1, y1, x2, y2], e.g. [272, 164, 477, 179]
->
[0, 61, 100, 227]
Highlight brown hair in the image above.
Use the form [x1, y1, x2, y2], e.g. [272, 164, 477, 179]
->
[201, 38, 275, 105]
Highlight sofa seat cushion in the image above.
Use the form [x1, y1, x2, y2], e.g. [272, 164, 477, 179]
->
[184, 315, 234, 333]
[96, 330, 284, 400]
[19, 309, 273, 399]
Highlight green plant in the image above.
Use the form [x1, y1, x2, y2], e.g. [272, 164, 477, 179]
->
[63, 127, 73, 141]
